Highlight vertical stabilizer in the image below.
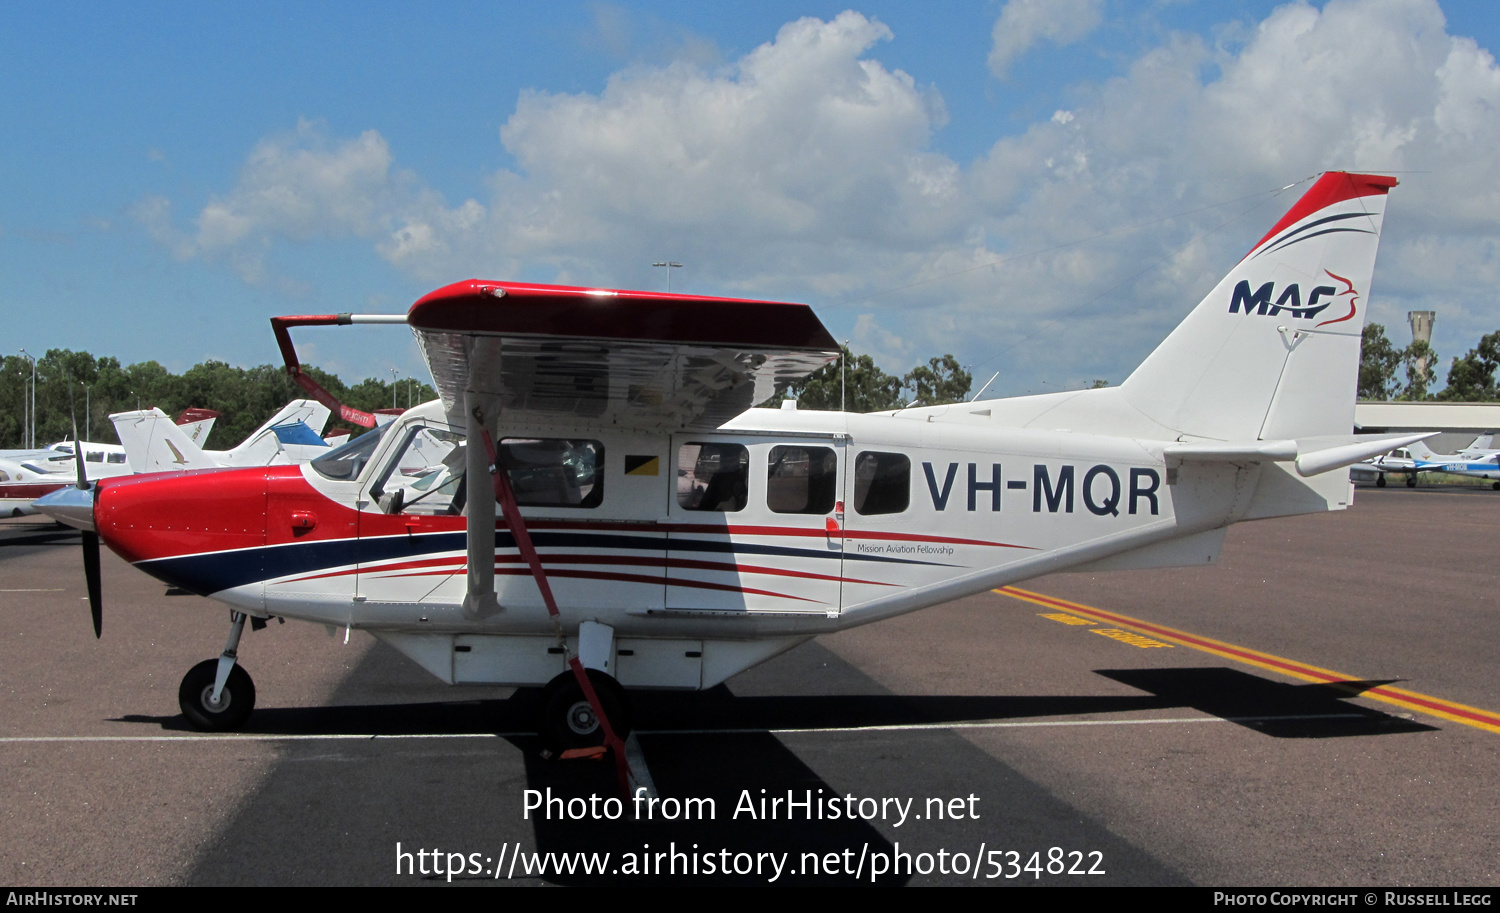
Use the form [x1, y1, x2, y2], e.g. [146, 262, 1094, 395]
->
[1121, 173, 1396, 442]
[224, 400, 333, 465]
[111, 409, 218, 473]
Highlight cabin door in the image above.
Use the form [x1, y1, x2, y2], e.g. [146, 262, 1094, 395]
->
[665, 435, 845, 616]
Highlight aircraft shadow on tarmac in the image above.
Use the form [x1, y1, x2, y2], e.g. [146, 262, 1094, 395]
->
[1096, 667, 1436, 738]
[115, 665, 1431, 739]
[0, 523, 79, 550]
[172, 646, 1195, 887]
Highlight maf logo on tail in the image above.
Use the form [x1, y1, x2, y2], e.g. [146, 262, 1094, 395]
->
[1228, 269, 1359, 327]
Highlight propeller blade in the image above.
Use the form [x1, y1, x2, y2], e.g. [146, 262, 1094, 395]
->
[82, 530, 103, 638]
[70, 392, 89, 489]
[69, 385, 102, 637]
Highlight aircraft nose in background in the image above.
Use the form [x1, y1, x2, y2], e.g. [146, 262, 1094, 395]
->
[35, 485, 96, 532]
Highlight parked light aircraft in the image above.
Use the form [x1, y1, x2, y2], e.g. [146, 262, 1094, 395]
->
[1408, 438, 1500, 489]
[1, 410, 219, 516]
[1356, 434, 1500, 488]
[40, 173, 1431, 757]
[110, 400, 332, 473]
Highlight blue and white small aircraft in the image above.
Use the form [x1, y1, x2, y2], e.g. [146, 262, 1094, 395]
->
[1358, 435, 1499, 488]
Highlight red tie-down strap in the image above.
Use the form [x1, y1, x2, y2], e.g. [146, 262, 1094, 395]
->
[477, 424, 635, 795]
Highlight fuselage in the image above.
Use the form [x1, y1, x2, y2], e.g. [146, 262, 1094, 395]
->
[89, 398, 1278, 690]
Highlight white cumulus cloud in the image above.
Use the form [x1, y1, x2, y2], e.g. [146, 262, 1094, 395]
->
[988, 0, 1106, 77]
[138, 2, 1500, 392]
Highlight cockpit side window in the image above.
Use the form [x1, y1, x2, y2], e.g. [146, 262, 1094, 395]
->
[372, 424, 467, 515]
[310, 423, 392, 481]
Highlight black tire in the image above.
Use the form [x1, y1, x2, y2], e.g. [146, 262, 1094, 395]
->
[1376, 474, 1386, 488]
[1492, 482, 1499, 491]
[1406, 475, 1418, 488]
[539, 670, 631, 752]
[178, 659, 256, 732]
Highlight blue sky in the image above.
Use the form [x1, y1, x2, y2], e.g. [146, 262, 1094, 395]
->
[5, 0, 1500, 397]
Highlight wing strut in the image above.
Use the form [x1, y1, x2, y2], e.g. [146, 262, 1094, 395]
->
[270, 314, 408, 428]
[474, 407, 637, 796]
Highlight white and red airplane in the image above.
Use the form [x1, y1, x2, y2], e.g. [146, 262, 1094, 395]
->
[40, 173, 1431, 761]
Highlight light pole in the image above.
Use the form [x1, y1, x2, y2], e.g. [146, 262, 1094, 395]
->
[652, 261, 683, 293]
[19, 350, 35, 449]
[391, 368, 400, 409]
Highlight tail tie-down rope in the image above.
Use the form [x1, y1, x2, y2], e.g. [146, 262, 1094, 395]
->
[475, 410, 637, 796]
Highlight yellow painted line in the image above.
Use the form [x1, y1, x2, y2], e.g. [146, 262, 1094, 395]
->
[1090, 627, 1173, 648]
[996, 585, 1500, 736]
[1039, 612, 1094, 626]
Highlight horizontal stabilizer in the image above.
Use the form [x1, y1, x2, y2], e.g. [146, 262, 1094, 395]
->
[1164, 432, 1435, 477]
[1164, 440, 1299, 462]
[1294, 432, 1437, 477]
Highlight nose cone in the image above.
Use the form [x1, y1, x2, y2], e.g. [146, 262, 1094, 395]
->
[35, 485, 96, 532]
[96, 469, 269, 561]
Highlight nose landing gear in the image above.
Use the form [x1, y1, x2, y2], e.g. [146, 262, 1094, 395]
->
[178, 610, 257, 731]
[179, 659, 256, 731]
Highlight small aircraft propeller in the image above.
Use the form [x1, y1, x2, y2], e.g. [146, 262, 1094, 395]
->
[65, 392, 103, 638]
[75, 450, 103, 639]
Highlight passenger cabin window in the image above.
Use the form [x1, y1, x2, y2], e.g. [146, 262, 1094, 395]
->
[498, 438, 604, 508]
[853, 451, 910, 515]
[374, 424, 467, 516]
[85, 451, 103, 463]
[767, 445, 837, 515]
[677, 443, 748, 511]
[108, 453, 127, 464]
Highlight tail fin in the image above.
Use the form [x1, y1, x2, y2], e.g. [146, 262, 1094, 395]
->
[173, 408, 220, 447]
[1121, 173, 1397, 442]
[1461, 433, 1494, 453]
[1407, 439, 1438, 461]
[224, 399, 333, 465]
[110, 408, 218, 473]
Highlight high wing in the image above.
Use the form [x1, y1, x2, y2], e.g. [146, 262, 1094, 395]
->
[408, 280, 840, 433]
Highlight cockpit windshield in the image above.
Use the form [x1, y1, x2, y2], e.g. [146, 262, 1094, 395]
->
[309, 423, 392, 481]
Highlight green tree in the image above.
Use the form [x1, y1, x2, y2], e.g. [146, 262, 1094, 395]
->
[1398, 339, 1438, 401]
[902, 355, 972, 407]
[773, 347, 973, 413]
[781, 346, 904, 412]
[1437, 330, 1500, 402]
[1359, 323, 1402, 400]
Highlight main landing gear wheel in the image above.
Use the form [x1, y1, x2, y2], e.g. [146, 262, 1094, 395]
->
[1407, 475, 1418, 488]
[1492, 481, 1499, 491]
[178, 659, 256, 732]
[539, 670, 631, 753]
[1376, 474, 1387, 487]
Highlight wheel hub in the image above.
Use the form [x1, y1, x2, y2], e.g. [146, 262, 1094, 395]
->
[199, 685, 229, 713]
[565, 699, 598, 735]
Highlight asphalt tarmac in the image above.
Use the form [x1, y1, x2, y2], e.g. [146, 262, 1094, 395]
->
[1, 484, 1496, 886]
